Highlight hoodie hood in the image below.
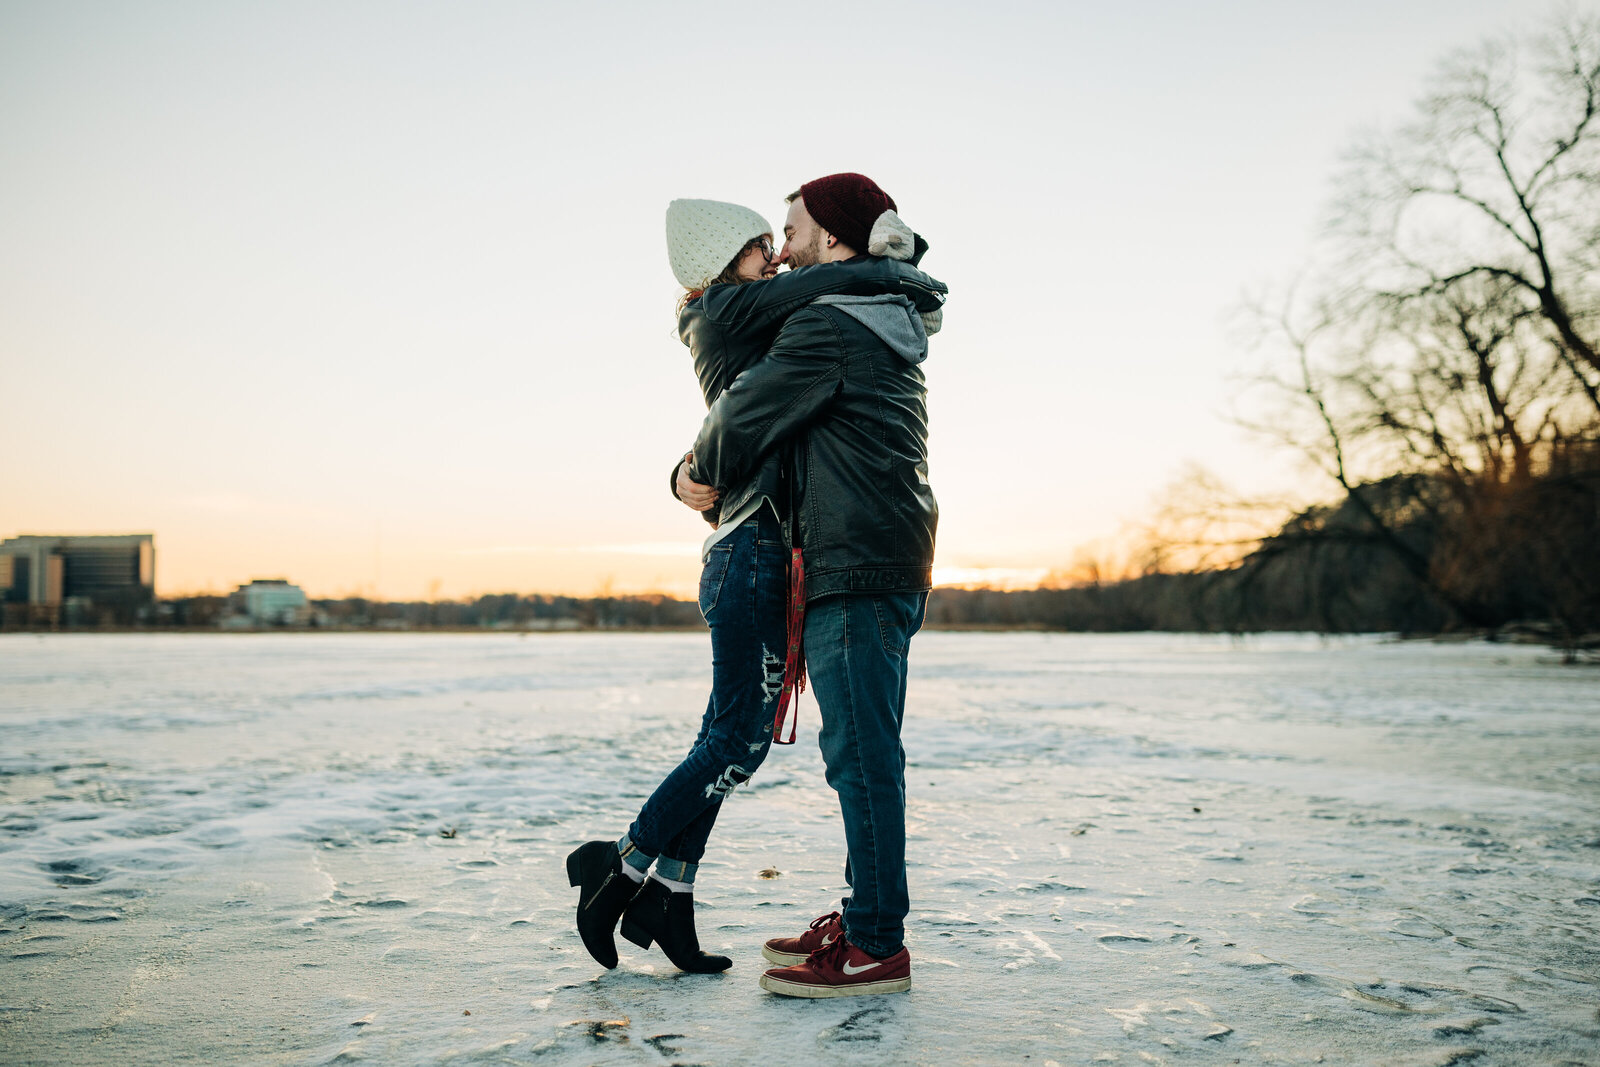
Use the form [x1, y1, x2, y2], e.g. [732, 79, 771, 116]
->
[812, 294, 929, 365]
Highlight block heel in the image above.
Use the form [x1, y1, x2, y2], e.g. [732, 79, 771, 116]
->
[620, 913, 653, 950]
[617, 878, 731, 973]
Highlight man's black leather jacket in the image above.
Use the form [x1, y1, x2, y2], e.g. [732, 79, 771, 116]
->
[686, 262, 943, 602]
[672, 257, 947, 532]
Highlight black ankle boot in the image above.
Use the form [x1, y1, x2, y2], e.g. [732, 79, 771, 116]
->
[619, 878, 732, 973]
[565, 840, 643, 968]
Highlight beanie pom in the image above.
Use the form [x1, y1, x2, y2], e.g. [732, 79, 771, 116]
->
[867, 210, 916, 260]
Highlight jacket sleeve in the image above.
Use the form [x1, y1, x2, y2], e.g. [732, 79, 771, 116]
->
[668, 453, 719, 526]
[669, 453, 687, 501]
[699, 258, 947, 339]
[687, 310, 843, 492]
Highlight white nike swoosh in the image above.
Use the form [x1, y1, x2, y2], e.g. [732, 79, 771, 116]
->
[840, 959, 882, 975]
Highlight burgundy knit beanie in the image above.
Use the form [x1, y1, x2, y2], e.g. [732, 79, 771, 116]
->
[798, 172, 898, 254]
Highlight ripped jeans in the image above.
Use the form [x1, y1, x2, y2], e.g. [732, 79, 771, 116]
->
[622, 505, 788, 884]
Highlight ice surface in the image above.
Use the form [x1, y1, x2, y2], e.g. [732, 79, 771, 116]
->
[0, 632, 1597, 1065]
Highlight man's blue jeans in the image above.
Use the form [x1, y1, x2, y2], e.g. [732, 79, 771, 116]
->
[624, 507, 788, 882]
[803, 590, 928, 958]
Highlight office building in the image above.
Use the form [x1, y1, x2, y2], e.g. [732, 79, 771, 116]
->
[0, 534, 155, 624]
[228, 579, 310, 625]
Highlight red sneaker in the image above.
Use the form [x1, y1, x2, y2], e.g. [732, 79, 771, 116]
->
[761, 910, 842, 966]
[759, 935, 911, 998]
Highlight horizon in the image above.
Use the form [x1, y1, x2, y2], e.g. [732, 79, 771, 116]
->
[167, 565, 1063, 601]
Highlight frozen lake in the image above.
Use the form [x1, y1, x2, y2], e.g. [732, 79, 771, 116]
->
[1, 632, 1597, 1065]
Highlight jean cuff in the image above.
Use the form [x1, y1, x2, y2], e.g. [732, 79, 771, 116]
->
[617, 833, 654, 872]
[653, 856, 697, 884]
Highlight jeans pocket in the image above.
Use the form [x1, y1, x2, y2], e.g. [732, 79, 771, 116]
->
[874, 594, 924, 657]
[698, 546, 734, 622]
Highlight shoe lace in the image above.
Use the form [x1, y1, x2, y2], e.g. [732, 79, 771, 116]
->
[809, 911, 841, 933]
[808, 931, 852, 968]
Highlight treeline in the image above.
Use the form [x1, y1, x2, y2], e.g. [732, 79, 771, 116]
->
[933, 458, 1600, 647]
[317, 593, 705, 629]
[162, 592, 705, 630]
[88, 492, 1600, 657]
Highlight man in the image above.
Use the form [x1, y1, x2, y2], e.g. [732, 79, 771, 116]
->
[674, 172, 941, 998]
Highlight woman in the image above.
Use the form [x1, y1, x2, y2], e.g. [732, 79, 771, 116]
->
[565, 198, 946, 974]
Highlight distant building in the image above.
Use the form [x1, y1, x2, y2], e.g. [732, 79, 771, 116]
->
[227, 579, 310, 626]
[0, 534, 155, 626]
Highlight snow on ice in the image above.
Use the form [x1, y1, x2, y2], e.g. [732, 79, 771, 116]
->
[1, 632, 1597, 1064]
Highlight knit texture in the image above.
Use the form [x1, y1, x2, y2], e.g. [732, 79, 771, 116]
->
[867, 210, 915, 260]
[798, 173, 897, 254]
[665, 199, 773, 289]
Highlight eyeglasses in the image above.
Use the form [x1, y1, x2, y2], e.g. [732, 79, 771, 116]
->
[754, 238, 776, 262]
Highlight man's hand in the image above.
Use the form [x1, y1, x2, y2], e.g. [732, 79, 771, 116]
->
[676, 455, 720, 512]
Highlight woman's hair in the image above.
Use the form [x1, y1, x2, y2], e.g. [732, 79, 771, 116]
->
[678, 235, 768, 312]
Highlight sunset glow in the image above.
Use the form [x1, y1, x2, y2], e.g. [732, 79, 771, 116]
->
[0, 1, 1545, 601]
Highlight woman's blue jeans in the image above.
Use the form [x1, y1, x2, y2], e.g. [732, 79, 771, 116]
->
[624, 507, 788, 882]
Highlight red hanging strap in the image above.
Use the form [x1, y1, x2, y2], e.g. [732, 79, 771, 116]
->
[772, 547, 807, 745]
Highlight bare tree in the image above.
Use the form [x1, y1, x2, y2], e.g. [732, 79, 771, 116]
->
[1232, 14, 1600, 638]
[1331, 13, 1600, 402]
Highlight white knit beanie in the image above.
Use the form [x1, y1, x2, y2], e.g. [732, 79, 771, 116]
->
[665, 199, 773, 289]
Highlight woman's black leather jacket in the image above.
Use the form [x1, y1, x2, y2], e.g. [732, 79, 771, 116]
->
[671, 256, 947, 533]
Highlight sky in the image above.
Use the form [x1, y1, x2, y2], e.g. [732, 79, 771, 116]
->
[0, 0, 1562, 600]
